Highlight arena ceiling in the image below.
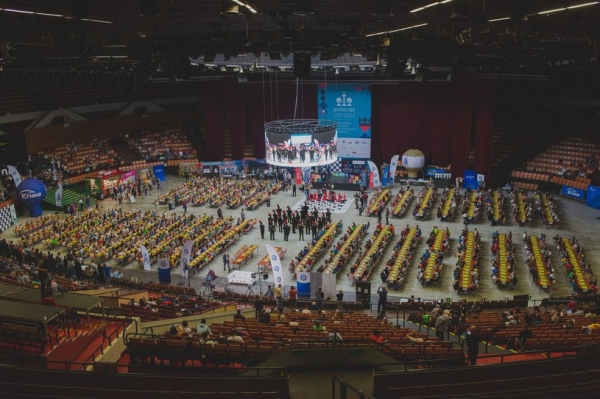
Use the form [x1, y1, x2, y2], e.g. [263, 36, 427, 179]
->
[0, 0, 599, 78]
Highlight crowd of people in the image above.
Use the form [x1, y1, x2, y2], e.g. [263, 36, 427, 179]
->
[383, 225, 421, 290]
[555, 236, 598, 294]
[390, 187, 414, 217]
[535, 191, 560, 227]
[490, 231, 517, 288]
[127, 128, 197, 163]
[461, 189, 484, 224]
[265, 141, 337, 165]
[511, 190, 532, 226]
[416, 226, 448, 286]
[437, 187, 458, 222]
[485, 189, 507, 226]
[413, 186, 437, 220]
[523, 232, 554, 289]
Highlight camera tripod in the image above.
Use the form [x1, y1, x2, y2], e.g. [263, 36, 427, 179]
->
[201, 281, 214, 299]
[245, 284, 255, 297]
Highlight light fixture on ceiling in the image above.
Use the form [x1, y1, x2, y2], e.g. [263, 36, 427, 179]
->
[221, 1, 242, 16]
[294, 0, 315, 16]
[538, 2, 599, 14]
[410, 0, 452, 13]
[233, 1, 258, 14]
[0, 7, 112, 23]
[373, 0, 393, 16]
[488, 16, 511, 22]
[366, 23, 429, 37]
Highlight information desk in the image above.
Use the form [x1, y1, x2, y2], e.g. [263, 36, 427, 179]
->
[227, 271, 258, 286]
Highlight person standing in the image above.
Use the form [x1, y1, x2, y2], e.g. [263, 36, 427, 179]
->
[316, 286, 324, 310]
[288, 286, 297, 310]
[292, 183, 297, 197]
[274, 284, 284, 311]
[182, 200, 188, 214]
[241, 209, 245, 222]
[298, 221, 305, 241]
[283, 222, 291, 242]
[385, 207, 390, 225]
[217, 207, 224, 219]
[253, 296, 264, 318]
[465, 326, 481, 365]
[259, 221, 265, 239]
[223, 252, 230, 272]
[435, 310, 451, 341]
[269, 223, 276, 240]
[336, 289, 344, 313]
[377, 286, 388, 314]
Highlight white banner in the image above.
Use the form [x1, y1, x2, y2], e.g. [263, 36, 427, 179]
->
[265, 244, 284, 287]
[140, 245, 152, 271]
[367, 160, 382, 187]
[158, 257, 170, 269]
[7, 165, 22, 187]
[179, 239, 193, 277]
[55, 187, 63, 207]
[9, 205, 17, 225]
[389, 155, 399, 186]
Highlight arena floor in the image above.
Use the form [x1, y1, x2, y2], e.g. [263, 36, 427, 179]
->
[6, 175, 600, 304]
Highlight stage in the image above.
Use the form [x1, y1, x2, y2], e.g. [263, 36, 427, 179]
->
[310, 175, 362, 192]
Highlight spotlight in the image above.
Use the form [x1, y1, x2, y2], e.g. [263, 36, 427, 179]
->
[221, 1, 241, 16]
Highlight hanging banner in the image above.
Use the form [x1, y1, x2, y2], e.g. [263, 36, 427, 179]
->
[55, 186, 63, 207]
[389, 155, 399, 186]
[318, 83, 372, 158]
[121, 170, 136, 186]
[265, 244, 284, 287]
[140, 245, 152, 271]
[179, 240, 193, 277]
[301, 167, 312, 185]
[153, 164, 166, 182]
[297, 272, 311, 298]
[157, 257, 171, 284]
[367, 161, 381, 188]
[7, 165, 22, 187]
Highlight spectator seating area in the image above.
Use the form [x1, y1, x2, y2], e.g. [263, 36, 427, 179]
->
[127, 128, 197, 163]
[490, 127, 542, 169]
[524, 136, 600, 177]
[37, 139, 117, 176]
[0, 87, 36, 114]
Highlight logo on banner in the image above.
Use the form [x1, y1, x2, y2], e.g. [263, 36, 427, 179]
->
[271, 255, 277, 260]
[20, 190, 42, 200]
[274, 265, 280, 273]
[143, 252, 150, 264]
[336, 91, 353, 107]
[566, 188, 581, 197]
[160, 260, 167, 268]
[300, 274, 307, 281]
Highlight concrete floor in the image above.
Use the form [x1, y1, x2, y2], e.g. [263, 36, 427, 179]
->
[6, 175, 600, 304]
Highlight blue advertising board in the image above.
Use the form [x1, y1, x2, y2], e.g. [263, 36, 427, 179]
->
[586, 185, 600, 209]
[153, 164, 165, 182]
[561, 185, 586, 201]
[318, 83, 371, 158]
[463, 170, 478, 190]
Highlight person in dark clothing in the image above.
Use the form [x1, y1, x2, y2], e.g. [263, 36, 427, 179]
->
[254, 296, 264, 318]
[292, 183, 297, 197]
[259, 221, 265, 239]
[514, 326, 534, 352]
[269, 224, 276, 240]
[377, 286, 388, 314]
[298, 223, 305, 241]
[283, 223, 291, 241]
[465, 326, 482, 365]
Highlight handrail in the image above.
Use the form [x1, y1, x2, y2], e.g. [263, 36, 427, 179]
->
[332, 376, 365, 399]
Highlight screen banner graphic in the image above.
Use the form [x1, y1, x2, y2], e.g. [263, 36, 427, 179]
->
[318, 83, 371, 158]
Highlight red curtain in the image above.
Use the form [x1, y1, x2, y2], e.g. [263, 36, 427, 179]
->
[371, 75, 493, 178]
[473, 78, 497, 179]
[224, 79, 246, 160]
[201, 80, 225, 161]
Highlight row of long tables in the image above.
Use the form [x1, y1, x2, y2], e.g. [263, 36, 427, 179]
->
[458, 232, 476, 290]
[352, 225, 394, 281]
[561, 237, 589, 292]
[528, 236, 550, 289]
[322, 224, 367, 274]
[295, 222, 342, 273]
[388, 227, 417, 283]
[423, 229, 446, 281]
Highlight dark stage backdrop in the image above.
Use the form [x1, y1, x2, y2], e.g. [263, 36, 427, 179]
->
[371, 75, 496, 179]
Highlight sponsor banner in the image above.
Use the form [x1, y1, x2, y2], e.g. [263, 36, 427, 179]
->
[425, 167, 450, 177]
[153, 164, 166, 182]
[562, 185, 586, 201]
[382, 165, 390, 187]
[140, 245, 152, 271]
[586, 185, 600, 210]
[265, 244, 284, 286]
[463, 170, 478, 190]
[301, 167, 312, 185]
[297, 272, 311, 297]
[9, 204, 17, 225]
[157, 257, 171, 284]
[367, 161, 381, 187]
[17, 178, 46, 217]
[318, 83, 371, 158]
[7, 165, 22, 187]
[55, 187, 63, 207]
[121, 170, 136, 185]
[389, 155, 399, 185]
[179, 240, 193, 277]
[340, 158, 367, 175]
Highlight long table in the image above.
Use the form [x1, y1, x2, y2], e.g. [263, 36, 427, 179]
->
[459, 232, 475, 289]
[498, 234, 509, 285]
[353, 225, 394, 281]
[530, 237, 550, 288]
[231, 245, 259, 267]
[257, 247, 286, 269]
[388, 228, 417, 282]
[323, 224, 366, 274]
[423, 229, 446, 281]
[561, 238, 589, 292]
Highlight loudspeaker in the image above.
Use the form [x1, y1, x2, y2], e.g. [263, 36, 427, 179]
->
[251, 273, 256, 278]
[263, 273, 269, 280]
[385, 56, 404, 79]
[294, 52, 311, 78]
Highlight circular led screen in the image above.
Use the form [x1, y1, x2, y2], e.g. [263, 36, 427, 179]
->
[265, 119, 338, 167]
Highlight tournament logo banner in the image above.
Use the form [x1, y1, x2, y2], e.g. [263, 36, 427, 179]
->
[586, 185, 600, 209]
[318, 83, 371, 158]
[561, 185, 586, 201]
[157, 257, 171, 284]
